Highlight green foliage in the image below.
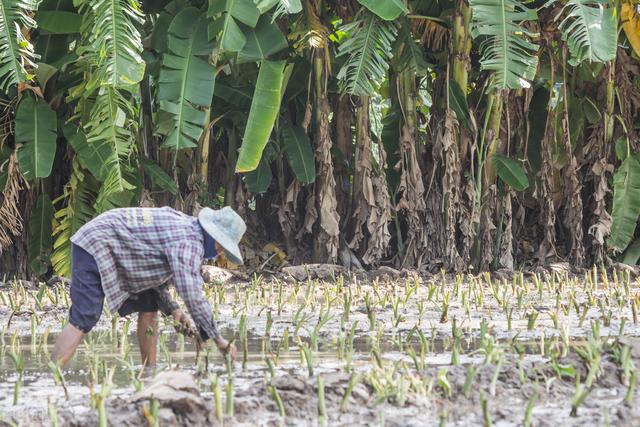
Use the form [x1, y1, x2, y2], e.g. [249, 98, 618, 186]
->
[555, 0, 617, 66]
[84, 87, 136, 212]
[469, 0, 539, 89]
[245, 152, 273, 193]
[15, 95, 57, 180]
[236, 60, 286, 172]
[282, 124, 315, 183]
[52, 161, 98, 277]
[0, 0, 38, 93]
[492, 154, 529, 191]
[141, 159, 178, 195]
[79, 0, 146, 87]
[337, 10, 398, 96]
[29, 193, 54, 275]
[623, 238, 640, 265]
[208, 0, 260, 52]
[609, 155, 640, 252]
[357, 0, 407, 20]
[393, 17, 430, 75]
[158, 7, 216, 149]
[255, 0, 301, 19]
[237, 15, 288, 63]
[449, 79, 474, 133]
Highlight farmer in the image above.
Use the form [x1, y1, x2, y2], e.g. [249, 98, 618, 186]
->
[52, 206, 245, 367]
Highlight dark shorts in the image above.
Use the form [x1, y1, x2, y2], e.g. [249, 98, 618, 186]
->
[69, 244, 160, 333]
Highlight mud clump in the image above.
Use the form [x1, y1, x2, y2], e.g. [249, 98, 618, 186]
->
[60, 371, 215, 427]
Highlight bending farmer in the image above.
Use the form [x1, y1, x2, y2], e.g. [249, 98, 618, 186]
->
[52, 206, 246, 366]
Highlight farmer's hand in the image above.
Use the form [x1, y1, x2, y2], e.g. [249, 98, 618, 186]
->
[171, 309, 197, 338]
[215, 336, 237, 362]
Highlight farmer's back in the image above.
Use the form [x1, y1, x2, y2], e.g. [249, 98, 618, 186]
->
[72, 206, 203, 311]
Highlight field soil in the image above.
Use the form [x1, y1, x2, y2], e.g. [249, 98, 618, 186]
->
[1, 264, 640, 426]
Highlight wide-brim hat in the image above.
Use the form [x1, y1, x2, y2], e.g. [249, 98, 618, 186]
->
[198, 206, 246, 265]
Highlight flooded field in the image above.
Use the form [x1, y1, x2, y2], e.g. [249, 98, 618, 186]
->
[1, 266, 640, 426]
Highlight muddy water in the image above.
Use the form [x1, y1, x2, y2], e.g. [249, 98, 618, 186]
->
[2, 271, 640, 426]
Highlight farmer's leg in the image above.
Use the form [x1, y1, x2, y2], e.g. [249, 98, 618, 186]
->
[53, 244, 104, 366]
[137, 311, 159, 366]
[119, 289, 160, 366]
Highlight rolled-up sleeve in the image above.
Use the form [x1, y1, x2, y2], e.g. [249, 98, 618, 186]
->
[166, 242, 219, 340]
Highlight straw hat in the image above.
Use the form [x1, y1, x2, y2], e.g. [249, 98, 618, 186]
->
[198, 206, 246, 265]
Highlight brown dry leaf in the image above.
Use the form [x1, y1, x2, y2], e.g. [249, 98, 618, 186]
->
[312, 97, 340, 262]
[438, 110, 464, 270]
[396, 123, 427, 266]
[480, 185, 497, 270]
[499, 190, 514, 270]
[263, 243, 287, 264]
[0, 152, 25, 252]
[348, 100, 392, 266]
[560, 83, 585, 267]
[278, 179, 302, 241]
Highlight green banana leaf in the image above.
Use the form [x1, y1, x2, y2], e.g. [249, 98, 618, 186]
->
[337, 11, 398, 96]
[556, 0, 617, 66]
[208, 0, 260, 52]
[65, 124, 111, 181]
[84, 0, 146, 87]
[0, 0, 38, 93]
[357, 0, 407, 20]
[28, 193, 54, 275]
[236, 60, 287, 172]
[469, 0, 539, 89]
[159, 7, 216, 150]
[449, 79, 473, 133]
[35, 11, 81, 34]
[15, 95, 57, 180]
[492, 154, 529, 191]
[141, 158, 178, 195]
[609, 155, 640, 252]
[245, 154, 273, 193]
[282, 124, 315, 183]
[623, 238, 640, 265]
[255, 0, 302, 17]
[237, 16, 288, 64]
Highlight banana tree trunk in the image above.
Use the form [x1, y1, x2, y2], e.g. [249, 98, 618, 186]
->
[560, 46, 585, 266]
[396, 70, 427, 267]
[349, 96, 392, 266]
[311, 54, 340, 263]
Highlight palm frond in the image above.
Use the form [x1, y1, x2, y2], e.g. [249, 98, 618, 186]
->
[469, 0, 539, 89]
[0, 0, 39, 94]
[337, 10, 398, 96]
[78, 0, 145, 87]
[555, 0, 617, 65]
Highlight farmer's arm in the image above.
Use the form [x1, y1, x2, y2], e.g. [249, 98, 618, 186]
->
[166, 242, 225, 345]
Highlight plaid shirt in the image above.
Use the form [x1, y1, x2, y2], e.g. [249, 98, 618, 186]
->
[71, 207, 219, 340]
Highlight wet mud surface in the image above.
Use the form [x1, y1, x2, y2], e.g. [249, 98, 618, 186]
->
[1, 266, 640, 426]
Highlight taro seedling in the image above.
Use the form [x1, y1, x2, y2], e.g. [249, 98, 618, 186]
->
[570, 375, 591, 417]
[142, 398, 160, 427]
[9, 349, 24, 405]
[49, 360, 69, 399]
[480, 391, 492, 427]
[317, 375, 327, 426]
[340, 373, 361, 412]
[210, 374, 223, 422]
